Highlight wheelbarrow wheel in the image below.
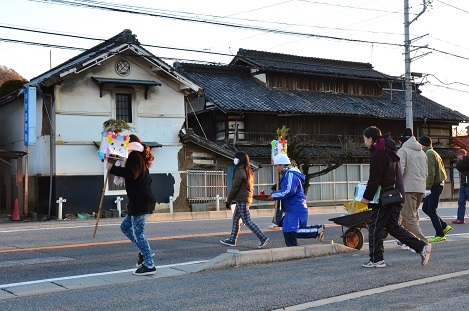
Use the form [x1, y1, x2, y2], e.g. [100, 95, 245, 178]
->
[343, 228, 364, 250]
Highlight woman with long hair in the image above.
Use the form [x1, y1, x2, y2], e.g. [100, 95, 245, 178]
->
[361, 126, 431, 268]
[220, 151, 269, 248]
[108, 134, 157, 275]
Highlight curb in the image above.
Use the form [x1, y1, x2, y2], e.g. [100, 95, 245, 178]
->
[200, 243, 357, 271]
[146, 206, 347, 222]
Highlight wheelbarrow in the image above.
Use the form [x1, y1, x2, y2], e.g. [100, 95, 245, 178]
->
[329, 209, 388, 250]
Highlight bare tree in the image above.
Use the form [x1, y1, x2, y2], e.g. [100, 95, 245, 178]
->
[287, 134, 364, 195]
[0, 65, 25, 85]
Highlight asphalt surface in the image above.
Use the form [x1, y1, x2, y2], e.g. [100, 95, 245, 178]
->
[0, 203, 468, 310]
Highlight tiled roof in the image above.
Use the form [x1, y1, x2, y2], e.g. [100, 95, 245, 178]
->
[25, 29, 199, 92]
[230, 49, 392, 80]
[174, 63, 469, 122]
[28, 30, 139, 87]
[179, 130, 261, 169]
[236, 145, 369, 159]
[235, 144, 456, 160]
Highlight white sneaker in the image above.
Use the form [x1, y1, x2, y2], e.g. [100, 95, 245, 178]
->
[362, 260, 386, 268]
[316, 225, 325, 242]
[268, 223, 278, 229]
[420, 243, 432, 266]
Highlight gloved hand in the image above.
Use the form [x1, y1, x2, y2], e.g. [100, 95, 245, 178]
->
[226, 202, 232, 210]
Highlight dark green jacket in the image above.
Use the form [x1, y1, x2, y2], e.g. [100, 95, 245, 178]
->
[424, 147, 447, 190]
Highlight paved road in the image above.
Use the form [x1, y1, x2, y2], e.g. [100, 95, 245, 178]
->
[0, 206, 468, 310]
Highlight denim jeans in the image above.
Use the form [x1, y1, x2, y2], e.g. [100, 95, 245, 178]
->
[422, 183, 447, 236]
[121, 215, 155, 268]
[457, 186, 469, 221]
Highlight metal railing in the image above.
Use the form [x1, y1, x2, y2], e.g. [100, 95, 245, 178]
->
[187, 170, 226, 203]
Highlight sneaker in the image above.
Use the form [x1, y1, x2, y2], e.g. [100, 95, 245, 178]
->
[220, 239, 236, 247]
[420, 243, 432, 266]
[362, 260, 386, 268]
[133, 264, 156, 276]
[268, 223, 278, 229]
[316, 225, 325, 242]
[136, 252, 156, 268]
[428, 235, 446, 243]
[258, 238, 269, 249]
[452, 219, 466, 224]
[443, 225, 452, 235]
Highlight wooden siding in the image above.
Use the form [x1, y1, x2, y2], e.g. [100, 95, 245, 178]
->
[189, 111, 455, 149]
[266, 73, 384, 96]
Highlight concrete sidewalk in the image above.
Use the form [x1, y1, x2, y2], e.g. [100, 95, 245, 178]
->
[0, 201, 458, 226]
[146, 201, 458, 223]
[0, 243, 354, 299]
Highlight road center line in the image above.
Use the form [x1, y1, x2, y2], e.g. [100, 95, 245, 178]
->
[271, 269, 469, 311]
[0, 230, 258, 253]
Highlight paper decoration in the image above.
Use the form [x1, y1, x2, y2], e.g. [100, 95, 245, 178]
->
[271, 139, 288, 164]
[97, 132, 130, 160]
[353, 183, 381, 204]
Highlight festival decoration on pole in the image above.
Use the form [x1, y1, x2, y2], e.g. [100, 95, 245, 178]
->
[93, 119, 131, 238]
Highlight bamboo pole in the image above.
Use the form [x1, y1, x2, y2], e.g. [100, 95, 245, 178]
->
[93, 168, 111, 238]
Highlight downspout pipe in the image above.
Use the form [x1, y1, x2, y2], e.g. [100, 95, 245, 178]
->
[35, 86, 55, 220]
[45, 94, 55, 220]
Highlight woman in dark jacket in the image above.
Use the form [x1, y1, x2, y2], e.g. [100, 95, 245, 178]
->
[108, 134, 157, 276]
[361, 126, 431, 268]
[220, 151, 269, 248]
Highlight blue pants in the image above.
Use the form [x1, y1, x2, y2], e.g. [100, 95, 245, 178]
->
[282, 208, 308, 247]
[422, 183, 447, 237]
[121, 215, 155, 268]
[457, 186, 469, 221]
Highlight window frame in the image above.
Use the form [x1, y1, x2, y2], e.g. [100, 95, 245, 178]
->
[113, 91, 135, 126]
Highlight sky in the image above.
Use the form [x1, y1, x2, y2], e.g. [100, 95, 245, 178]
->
[1, 0, 469, 129]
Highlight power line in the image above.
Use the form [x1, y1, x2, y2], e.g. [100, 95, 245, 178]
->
[3, 23, 469, 67]
[436, 0, 469, 14]
[298, 0, 402, 14]
[0, 37, 84, 50]
[29, 0, 403, 48]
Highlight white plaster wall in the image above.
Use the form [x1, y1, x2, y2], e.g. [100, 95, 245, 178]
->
[0, 93, 53, 175]
[51, 53, 188, 181]
[0, 98, 25, 147]
[0, 51, 189, 206]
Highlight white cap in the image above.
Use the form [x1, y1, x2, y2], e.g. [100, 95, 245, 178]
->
[273, 153, 291, 165]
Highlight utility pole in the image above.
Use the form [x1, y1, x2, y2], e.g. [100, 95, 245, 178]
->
[404, 0, 429, 129]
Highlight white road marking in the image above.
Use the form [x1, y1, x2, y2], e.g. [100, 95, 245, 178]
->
[0, 260, 208, 289]
[271, 269, 469, 311]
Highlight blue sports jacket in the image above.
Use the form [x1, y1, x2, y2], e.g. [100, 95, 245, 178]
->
[271, 167, 307, 213]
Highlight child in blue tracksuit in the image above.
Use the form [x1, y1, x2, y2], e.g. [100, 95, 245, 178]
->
[270, 154, 324, 246]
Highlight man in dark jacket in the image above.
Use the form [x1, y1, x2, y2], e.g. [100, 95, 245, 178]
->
[454, 149, 469, 224]
[361, 126, 431, 268]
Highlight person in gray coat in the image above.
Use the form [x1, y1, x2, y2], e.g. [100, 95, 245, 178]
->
[397, 128, 428, 249]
